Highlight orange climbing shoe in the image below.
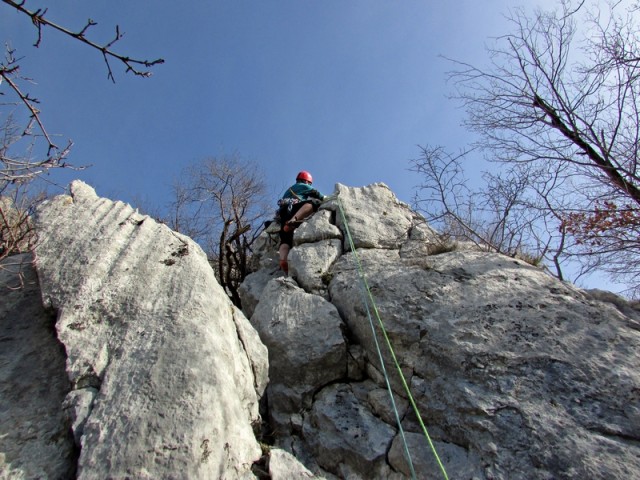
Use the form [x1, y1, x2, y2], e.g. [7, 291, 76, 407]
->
[279, 260, 289, 274]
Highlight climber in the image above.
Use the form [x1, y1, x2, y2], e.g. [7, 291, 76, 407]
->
[277, 170, 325, 274]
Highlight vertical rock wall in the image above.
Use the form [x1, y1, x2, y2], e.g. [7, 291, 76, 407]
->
[241, 182, 640, 480]
[0, 254, 77, 479]
[3, 179, 640, 479]
[32, 181, 269, 479]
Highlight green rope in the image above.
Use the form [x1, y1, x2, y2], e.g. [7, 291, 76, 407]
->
[337, 198, 449, 480]
[339, 200, 417, 479]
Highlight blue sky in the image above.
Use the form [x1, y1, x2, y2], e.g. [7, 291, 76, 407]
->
[7, 0, 621, 291]
[2, 1, 559, 202]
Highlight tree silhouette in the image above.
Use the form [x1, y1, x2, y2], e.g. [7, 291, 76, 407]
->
[1, 0, 163, 264]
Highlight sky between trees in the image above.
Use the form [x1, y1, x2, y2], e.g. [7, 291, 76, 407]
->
[2, 0, 632, 294]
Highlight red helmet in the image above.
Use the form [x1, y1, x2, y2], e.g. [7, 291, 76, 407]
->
[296, 171, 313, 183]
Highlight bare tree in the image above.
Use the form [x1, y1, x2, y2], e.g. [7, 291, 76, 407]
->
[0, 113, 56, 267]
[167, 155, 271, 307]
[411, 145, 570, 275]
[0, 187, 39, 259]
[1, 0, 163, 169]
[0, 1, 163, 268]
[417, 0, 640, 294]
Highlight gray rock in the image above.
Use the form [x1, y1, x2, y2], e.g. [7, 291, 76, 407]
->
[248, 183, 640, 479]
[585, 287, 640, 320]
[302, 383, 396, 479]
[399, 220, 449, 262]
[238, 267, 282, 319]
[33, 181, 269, 479]
[268, 448, 319, 479]
[294, 209, 342, 246]
[330, 247, 640, 478]
[7, 179, 639, 479]
[250, 278, 347, 433]
[63, 387, 98, 447]
[250, 278, 347, 390]
[333, 182, 417, 249]
[388, 432, 486, 479]
[249, 229, 281, 271]
[289, 239, 342, 296]
[367, 387, 409, 427]
[0, 254, 76, 480]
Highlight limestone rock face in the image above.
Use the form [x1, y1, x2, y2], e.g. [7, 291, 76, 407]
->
[293, 209, 342, 246]
[302, 383, 397, 479]
[0, 254, 76, 479]
[288, 239, 342, 296]
[332, 182, 426, 250]
[250, 277, 347, 432]
[31, 181, 269, 479]
[5, 179, 640, 479]
[244, 182, 640, 479]
[267, 448, 318, 479]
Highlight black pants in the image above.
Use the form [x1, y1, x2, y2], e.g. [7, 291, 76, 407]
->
[278, 200, 321, 247]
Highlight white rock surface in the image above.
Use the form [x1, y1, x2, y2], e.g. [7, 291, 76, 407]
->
[250, 277, 347, 432]
[268, 448, 319, 479]
[5, 180, 640, 480]
[246, 182, 640, 479]
[288, 239, 342, 296]
[33, 181, 269, 479]
[328, 247, 640, 479]
[333, 182, 419, 249]
[293, 209, 342, 246]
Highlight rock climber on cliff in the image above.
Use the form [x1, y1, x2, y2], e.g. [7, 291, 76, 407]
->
[277, 170, 325, 273]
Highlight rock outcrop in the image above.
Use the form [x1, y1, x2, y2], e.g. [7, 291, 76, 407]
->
[2, 180, 640, 479]
[12, 181, 272, 479]
[241, 182, 640, 479]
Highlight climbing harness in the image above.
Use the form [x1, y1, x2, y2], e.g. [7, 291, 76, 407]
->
[336, 197, 450, 480]
[277, 196, 300, 220]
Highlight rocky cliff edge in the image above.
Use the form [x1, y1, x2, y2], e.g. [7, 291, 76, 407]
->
[240, 182, 640, 479]
[1, 180, 639, 479]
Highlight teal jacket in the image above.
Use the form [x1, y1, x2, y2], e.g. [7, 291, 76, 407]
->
[282, 182, 324, 202]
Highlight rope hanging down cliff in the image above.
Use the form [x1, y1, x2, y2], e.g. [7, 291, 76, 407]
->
[336, 197, 449, 480]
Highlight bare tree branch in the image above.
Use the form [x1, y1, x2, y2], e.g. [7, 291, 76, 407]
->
[166, 155, 271, 307]
[423, 0, 640, 295]
[2, 0, 164, 82]
[1, 1, 163, 285]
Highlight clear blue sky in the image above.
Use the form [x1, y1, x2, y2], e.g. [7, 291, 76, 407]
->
[7, 0, 620, 292]
[2, 0, 560, 203]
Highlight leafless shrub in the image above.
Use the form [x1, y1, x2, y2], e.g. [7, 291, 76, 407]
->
[415, 1, 640, 295]
[167, 155, 271, 307]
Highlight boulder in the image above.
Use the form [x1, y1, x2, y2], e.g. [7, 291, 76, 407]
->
[293, 209, 342, 246]
[301, 383, 397, 479]
[238, 267, 281, 319]
[268, 448, 318, 479]
[250, 277, 347, 432]
[333, 183, 420, 249]
[388, 432, 485, 479]
[288, 239, 342, 296]
[33, 181, 269, 479]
